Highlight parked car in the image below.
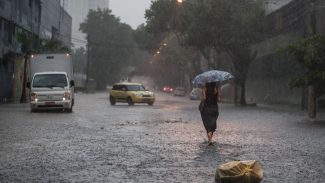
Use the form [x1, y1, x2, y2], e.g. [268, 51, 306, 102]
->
[189, 88, 202, 100]
[109, 82, 155, 106]
[173, 87, 186, 96]
[163, 86, 173, 93]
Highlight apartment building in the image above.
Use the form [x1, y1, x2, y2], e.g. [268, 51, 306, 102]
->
[0, 0, 72, 102]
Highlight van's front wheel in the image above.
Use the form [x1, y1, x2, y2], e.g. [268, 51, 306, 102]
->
[66, 106, 72, 113]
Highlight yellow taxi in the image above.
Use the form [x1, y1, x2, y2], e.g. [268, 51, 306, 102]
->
[109, 82, 155, 105]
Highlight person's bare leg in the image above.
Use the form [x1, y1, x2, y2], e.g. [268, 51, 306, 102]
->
[207, 132, 213, 145]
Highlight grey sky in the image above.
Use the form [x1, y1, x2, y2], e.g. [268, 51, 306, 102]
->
[110, 0, 152, 29]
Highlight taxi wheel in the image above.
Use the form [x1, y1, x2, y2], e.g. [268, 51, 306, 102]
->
[110, 96, 116, 105]
[127, 97, 134, 106]
[148, 102, 154, 106]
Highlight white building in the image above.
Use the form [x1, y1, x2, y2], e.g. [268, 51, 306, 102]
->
[62, 0, 109, 49]
[263, 0, 293, 14]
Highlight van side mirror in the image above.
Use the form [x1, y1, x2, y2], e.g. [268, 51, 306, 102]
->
[70, 80, 75, 87]
[26, 82, 31, 89]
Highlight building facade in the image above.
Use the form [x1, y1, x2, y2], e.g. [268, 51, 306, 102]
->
[40, 0, 72, 48]
[0, 0, 41, 103]
[63, 0, 109, 48]
[0, 0, 72, 103]
[0, 0, 41, 57]
[246, 0, 325, 105]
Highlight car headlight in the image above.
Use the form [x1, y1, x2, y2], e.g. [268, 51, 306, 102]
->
[31, 93, 38, 102]
[135, 93, 142, 97]
[63, 91, 71, 101]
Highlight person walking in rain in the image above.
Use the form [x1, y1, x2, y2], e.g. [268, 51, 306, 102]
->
[199, 82, 220, 146]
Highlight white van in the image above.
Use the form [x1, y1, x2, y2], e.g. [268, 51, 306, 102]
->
[27, 54, 75, 112]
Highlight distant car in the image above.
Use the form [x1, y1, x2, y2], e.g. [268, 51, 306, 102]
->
[173, 87, 186, 96]
[109, 82, 155, 106]
[189, 88, 202, 100]
[163, 86, 173, 93]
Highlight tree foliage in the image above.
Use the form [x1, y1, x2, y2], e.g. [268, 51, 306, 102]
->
[148, 34, 200, 88]
[145, 0, 175, 35]
[145, 0, 267, 105]
[80, 9, 137, 89]
[72, 47, 87, 74]
[283, 35, 325, 98]
[17, 31, 70, 54]
[133, 24, 165, 53]
[39, 39, 70, 53]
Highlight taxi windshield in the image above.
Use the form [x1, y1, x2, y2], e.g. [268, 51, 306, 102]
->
[126, 85, 145, 91]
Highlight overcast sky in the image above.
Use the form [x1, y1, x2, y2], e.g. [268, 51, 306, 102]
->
[110, 0, 152, 29]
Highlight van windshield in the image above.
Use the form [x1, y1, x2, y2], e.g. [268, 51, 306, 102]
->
[33, 74, 68, 88]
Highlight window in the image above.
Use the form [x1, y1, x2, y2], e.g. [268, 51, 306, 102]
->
[112, 85, 120, 90]
[126, 85, 145, 91]
[3, 20, 9, 44]
[32, 74, 68, 88]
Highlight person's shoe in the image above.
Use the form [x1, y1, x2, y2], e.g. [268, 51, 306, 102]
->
[208, 141, 213, 146]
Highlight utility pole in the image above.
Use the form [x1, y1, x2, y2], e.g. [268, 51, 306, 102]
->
[86, 35, 90, 93]
[308, 0, 316, 118]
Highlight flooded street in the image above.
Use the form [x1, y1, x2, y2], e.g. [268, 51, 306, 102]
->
[0, 92, 325, 182]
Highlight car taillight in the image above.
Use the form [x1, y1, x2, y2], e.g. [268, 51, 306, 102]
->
[31, 93, 38, 102]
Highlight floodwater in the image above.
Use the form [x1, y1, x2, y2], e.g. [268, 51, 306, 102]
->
[0, 92, 324, 182]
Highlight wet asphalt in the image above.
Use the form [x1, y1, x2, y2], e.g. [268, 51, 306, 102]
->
[0, 92, 325, 183]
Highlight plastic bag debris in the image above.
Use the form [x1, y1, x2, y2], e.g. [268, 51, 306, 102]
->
[215, 160, 263, 183]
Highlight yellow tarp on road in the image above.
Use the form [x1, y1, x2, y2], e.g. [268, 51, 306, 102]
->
[215, 160, 263, 183]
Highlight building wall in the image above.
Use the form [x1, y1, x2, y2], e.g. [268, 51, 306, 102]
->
[88, 0, 109, 10]
[64, 0, 109, 48]
[246, 0, 325, 105]
[40, 0, 61, 40]
[40, 0, 72, 48]
[0, 0, 41, 57]
[59, 9, 72, 48]
[0, 0, 72, 102]
[316, 0, 325, 35]
[0, 0, 41, 102]
[64, 0, 89, 48]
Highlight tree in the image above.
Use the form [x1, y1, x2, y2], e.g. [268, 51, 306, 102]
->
[17, 31, 71, 54]
[148, 34, 200, 88]
[133, 24, 165, 54]
[282, 35, 325, 118]
[80, 9, 136, 89]
[39, 39, 70, 53]
[145, 0, 267, 105]
[72, 47, 87, 74]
